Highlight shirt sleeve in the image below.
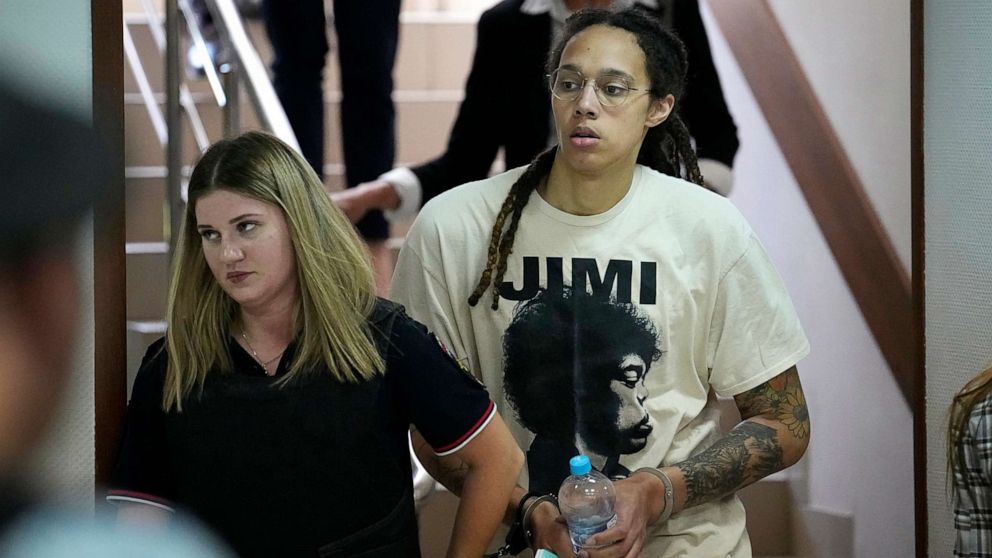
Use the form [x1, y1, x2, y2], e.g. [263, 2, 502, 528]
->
[706, 233, 810, 397]
[106, 339, 175, 512]
[384, 310, 495, 457]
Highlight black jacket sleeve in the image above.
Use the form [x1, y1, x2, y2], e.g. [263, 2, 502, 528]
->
[672, 0, 739, 167]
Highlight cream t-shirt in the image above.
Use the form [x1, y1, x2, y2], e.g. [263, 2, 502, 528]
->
[392, 165, 809, 557]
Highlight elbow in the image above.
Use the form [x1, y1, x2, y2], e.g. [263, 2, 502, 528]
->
[508, 444, 525, 480]
[783, 419, 810, 468]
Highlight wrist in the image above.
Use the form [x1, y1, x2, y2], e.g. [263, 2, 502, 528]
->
[523, 496, 559, 548]
[632, 467, 674, 524]
[365, 179, 401, 210]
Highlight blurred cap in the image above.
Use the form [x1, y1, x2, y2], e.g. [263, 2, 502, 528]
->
[0, 83, 110, 259]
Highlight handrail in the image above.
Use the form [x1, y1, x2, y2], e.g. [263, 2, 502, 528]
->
[136, 0, 210, 151]
[122, 22, 168, 145]
[202, 0, 300, 151]
[708, 0, 915, 406]
[126, 0, 301, 257]
[176, 0, 227, 107]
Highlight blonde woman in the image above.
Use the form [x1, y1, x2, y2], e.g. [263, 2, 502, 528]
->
[108, 132, 522, 558]
[949, 366, 992, 557]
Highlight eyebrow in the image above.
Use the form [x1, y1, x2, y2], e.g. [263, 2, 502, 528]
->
[196, 213, 263, 230]
[559, 64, 636, 81]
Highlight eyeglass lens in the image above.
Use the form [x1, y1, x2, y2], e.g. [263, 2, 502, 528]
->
[549, 69, 634, 107]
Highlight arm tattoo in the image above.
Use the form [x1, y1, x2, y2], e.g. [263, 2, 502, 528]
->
[677, 422, 783, 508]
[676, 368, 807, 509]
[411, 428, 470, 495]
[735, 366, 810, 440]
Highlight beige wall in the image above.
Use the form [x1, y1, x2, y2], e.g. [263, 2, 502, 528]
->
[924, 1, 992, 555]
[701, 1, 913, 555]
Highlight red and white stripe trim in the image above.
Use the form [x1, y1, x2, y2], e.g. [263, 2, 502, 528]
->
[434, 400, 497, 456]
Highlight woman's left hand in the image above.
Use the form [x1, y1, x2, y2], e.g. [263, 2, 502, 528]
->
[578, 473, 664, 558]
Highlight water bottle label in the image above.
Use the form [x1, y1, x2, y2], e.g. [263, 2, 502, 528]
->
[568, 514, 617, 551]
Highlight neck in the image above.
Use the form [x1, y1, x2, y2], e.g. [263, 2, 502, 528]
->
[238, 296, 295, 346]
[542, 157, 638, 216]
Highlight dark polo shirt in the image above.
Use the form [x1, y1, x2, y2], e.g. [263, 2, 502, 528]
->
[109, 301, 493, 557]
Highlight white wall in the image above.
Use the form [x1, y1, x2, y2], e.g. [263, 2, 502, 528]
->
[923, 2, 992, 555]
[701, 1, 913, 556]
[0, 0, 97, 509]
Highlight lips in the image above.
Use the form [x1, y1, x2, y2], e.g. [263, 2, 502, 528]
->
[569, 125, 600, 148]
[571, 125, 600, 139]
[226, 271, 252, 284]
[633, 417, 653, 437]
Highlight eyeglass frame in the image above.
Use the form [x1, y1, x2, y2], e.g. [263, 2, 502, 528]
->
[546, 67, 653, 108]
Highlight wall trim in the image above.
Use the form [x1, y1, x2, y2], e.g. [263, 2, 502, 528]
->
[91, 0, 127, 489]
[911, 0, 925, 554]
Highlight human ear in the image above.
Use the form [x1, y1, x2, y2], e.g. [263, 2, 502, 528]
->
[646, 94, 675, 128]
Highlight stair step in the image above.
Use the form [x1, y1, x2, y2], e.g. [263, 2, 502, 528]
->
[123, 96, 460, 174]
[122, 16, 475, 98]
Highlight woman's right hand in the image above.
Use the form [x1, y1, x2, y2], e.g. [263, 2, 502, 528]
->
[528, 500, 577, 558]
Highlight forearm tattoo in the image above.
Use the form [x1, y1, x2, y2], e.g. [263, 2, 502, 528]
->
[677, 422, 783, 508]
[677, 367, 808, 509]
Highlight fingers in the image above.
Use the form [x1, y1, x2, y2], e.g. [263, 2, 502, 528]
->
[532, 506, 578, 558]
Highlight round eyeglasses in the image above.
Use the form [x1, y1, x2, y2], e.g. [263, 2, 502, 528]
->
[548, 68, 649, 108]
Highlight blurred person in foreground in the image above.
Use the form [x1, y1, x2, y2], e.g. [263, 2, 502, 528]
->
[0, 85, 230, 556]
[107, 131, 522, 558]
[949, 365, 992, 557]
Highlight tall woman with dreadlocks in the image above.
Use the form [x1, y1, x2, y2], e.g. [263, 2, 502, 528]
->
[393, 7, 810, 557]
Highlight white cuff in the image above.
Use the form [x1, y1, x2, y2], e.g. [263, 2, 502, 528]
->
[698, 158, 734, 197]
[381, 167, 422, 223]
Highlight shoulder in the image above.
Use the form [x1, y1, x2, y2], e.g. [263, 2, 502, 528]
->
[969, 391, 992, 429]
[408, 166, 525, 243]
[638, 166, 752, 236]
[368, 299, 431, 353]
[130, 337, 168, 403]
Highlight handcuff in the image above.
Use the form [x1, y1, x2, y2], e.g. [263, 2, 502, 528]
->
[484, 492, 559, 557]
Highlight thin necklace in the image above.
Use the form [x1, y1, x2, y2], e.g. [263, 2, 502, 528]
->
[239, 329, 284, 376]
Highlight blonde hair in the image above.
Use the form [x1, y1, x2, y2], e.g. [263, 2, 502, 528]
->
[163, 131, 383, 411]
[948, 365, 992, 490]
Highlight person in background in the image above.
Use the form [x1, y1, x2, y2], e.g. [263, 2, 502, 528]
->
[108, 131, 522, 558]
[334, 0, 738, 226]
[949, 365, 992, 557]
[392, 8, 808, 557]
[0, 84, 231, 557]
[186, 0, 401, 291]
[262, 0, 401, 272]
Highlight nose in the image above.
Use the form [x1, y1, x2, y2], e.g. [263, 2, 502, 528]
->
[573, 81, 601, 117]
[636, 383, 648, 403]
[220, 239, 245, 263]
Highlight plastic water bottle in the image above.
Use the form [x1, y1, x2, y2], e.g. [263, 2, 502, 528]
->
[557, 455, 617, 552]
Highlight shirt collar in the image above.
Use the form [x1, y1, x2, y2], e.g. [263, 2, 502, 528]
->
[520, 0, 659, 23]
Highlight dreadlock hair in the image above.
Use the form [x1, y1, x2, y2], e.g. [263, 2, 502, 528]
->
[468, 7, 705, 310]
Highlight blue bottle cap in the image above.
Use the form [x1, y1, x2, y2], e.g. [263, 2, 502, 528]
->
[569, 455, 592, 475]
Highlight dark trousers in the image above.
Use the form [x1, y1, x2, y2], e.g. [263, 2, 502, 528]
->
[262, 0, 400, 240]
